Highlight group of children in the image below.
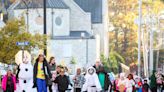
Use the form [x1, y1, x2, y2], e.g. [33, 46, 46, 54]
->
[1, 54, 111, 92]
[3, 54, 163, 92]
[113, 72, 162, 92]
[50, 63, 111, 92]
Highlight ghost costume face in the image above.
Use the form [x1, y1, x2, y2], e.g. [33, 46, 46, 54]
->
[82, 67, 102, 92]
[16, 56, 37, 92]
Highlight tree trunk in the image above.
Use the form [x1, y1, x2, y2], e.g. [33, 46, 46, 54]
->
[156, 50, 159, 70]
[114, 29, 119, 52]
[122, 29, 128, 54]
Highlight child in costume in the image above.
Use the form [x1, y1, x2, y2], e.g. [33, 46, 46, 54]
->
[73, 68, 85, 92]
[82, 67, 102, 92]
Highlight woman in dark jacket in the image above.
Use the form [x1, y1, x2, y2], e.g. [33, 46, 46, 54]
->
[150, 70, 157, 92]
[33, 54, 52, 92]
[48, 56, 56, 92]
[97, 66, 111, 91]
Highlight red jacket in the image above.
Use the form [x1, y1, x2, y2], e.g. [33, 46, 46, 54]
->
[1, 75, 16, 91]
[138, 81, 142, 87]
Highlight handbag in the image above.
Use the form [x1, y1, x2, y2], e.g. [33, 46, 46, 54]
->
[45, 66, 52, 86]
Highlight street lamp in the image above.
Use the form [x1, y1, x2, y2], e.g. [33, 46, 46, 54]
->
[138, 0, 142, 77]
[22, 0, 29, 32]
[43, 0, 47, 56]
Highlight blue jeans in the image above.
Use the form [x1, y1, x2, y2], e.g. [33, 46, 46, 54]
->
[37, 78, 47, 92]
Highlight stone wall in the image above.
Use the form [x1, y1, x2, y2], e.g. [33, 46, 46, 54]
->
[47, 39, 97, 68]
[13, 8, 70, 36]
[63, 0, 92, 32]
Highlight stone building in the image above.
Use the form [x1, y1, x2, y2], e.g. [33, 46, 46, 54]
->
[9, 0, 109, 68]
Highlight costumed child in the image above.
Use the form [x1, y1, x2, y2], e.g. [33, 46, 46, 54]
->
[117, 73, 126, 92]
[125, 74, 135, 92]
[142, 79, 149, 92]
[73, 68, 85, 92]
[16, 54, 37, 92]
[82, 67, 102, 92]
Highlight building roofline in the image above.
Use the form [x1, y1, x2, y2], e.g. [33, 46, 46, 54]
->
[51, 36, 95, 40]
[14, 0, 69, 9]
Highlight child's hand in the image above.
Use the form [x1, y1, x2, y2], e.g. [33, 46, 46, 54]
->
[73, 77, 76, 80]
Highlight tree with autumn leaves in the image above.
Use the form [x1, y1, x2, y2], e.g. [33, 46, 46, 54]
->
[108, 0, 139, 66]
[105, 0, 164, 73]
[0, 18, 46, 64]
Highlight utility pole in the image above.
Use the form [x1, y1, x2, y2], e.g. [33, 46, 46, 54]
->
[26, 6, 29, 32]
[43, 0, 47, 56]
[138, 0, 142, 77]
[149, 14, 154, 74]
[149, 0, 155, 75]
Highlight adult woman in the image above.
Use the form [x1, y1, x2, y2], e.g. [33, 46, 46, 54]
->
[150, 70, 157, 92]
[2, 70, 16, 92]
[97, 66, 111, 91]
[33, 54, 52, 92]
[48, 56, 56, 92]
[49, 57, 56, 72]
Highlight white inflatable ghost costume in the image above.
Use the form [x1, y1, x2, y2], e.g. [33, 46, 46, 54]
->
[16, 55, 37, 92]
[82, 67, 102, 92]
